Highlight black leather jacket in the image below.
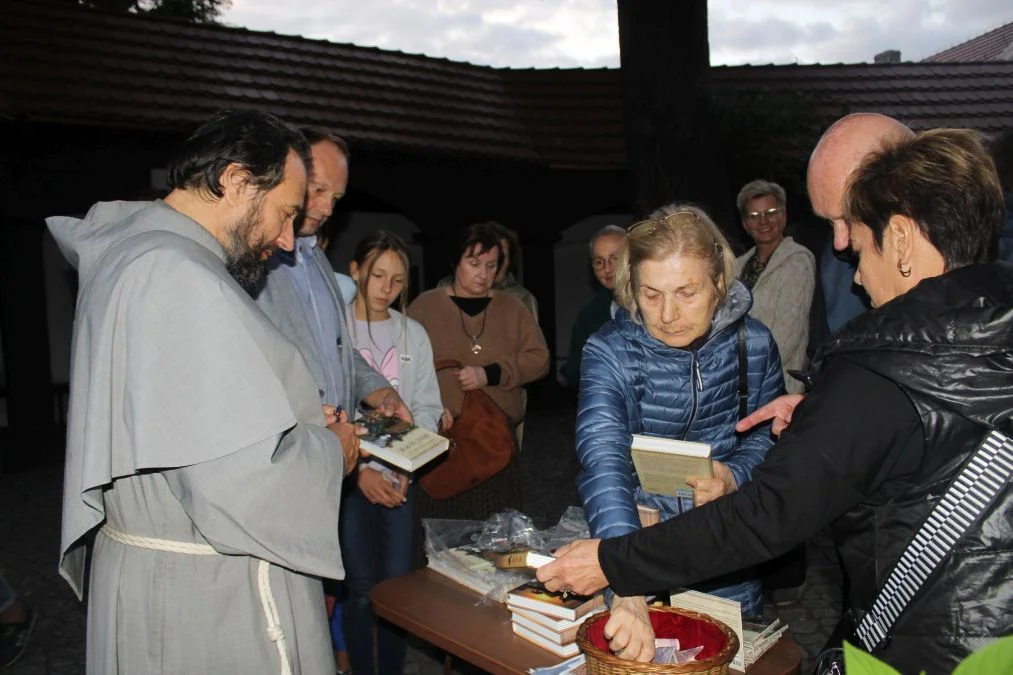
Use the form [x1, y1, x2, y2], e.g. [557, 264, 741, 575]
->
[599, 263, 1013, 673]
[813, 261, 1013, 669]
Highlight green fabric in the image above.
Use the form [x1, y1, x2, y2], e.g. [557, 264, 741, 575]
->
[561, 287, 613, 386]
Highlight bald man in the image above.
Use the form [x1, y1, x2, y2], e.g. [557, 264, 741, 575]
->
[738, 113, 913, 434]
[808, 113, 914, 251]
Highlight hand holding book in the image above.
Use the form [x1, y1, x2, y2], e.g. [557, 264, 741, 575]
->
[686, 460, 737, 507]
[535, 539, 608, 597]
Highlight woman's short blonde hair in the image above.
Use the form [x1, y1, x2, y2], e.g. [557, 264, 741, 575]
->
[615, 204, 736, 322]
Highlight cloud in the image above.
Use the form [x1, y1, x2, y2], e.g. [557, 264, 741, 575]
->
[223, 0, 619, 68]
[709, 0, 1013, 65]
[220, 0, 1013, 68]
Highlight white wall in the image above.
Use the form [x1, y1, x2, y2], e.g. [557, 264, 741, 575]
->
[553, 214, 632, 383]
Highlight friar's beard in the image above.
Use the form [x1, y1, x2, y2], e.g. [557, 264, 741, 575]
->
[225, 198, 274, 292]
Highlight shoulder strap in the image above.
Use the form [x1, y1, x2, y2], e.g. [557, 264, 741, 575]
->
[434, 359, 463, 372]
[855, 428, 1013, 652]
[737, 319, 748, 419]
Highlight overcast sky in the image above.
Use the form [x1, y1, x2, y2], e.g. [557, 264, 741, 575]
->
[220, 0, 1012, 69]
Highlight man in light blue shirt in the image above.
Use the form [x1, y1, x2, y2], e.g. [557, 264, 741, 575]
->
[253, 128, 411, 462]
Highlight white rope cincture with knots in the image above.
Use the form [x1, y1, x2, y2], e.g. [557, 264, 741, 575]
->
[100, 524, 293, 675]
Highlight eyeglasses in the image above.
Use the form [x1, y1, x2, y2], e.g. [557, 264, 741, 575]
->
[744, 207, 783, 223]
[592, 254, 618, 271]
[627, 210, 700, 236]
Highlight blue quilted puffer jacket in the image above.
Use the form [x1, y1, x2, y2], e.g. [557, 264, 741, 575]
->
[577, 280, 784, 541]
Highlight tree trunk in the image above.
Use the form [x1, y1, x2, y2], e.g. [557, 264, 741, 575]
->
[617, 0, 732, 228]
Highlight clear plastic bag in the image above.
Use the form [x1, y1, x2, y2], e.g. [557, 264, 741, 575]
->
[423, 507, 590, 604]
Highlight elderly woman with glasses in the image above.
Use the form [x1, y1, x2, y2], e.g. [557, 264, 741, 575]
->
[735, 180, 816, 395]
[570, 205, 785, 662]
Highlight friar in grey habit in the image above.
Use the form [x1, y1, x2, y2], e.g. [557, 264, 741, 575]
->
[49, 110, 359, 675]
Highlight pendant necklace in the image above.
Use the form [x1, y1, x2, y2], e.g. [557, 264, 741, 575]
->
[458, 305, 489, 354]
[454, 284, 489, 355]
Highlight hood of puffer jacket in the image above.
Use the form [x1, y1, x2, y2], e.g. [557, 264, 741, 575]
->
[47, 201, 226, 283]
[614, 278, 753, 354]
[813, 261, 1013, 436]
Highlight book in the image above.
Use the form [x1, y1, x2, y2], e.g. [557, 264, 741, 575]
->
[512, 622, 581, 658]
[637, 503, 661, 527]
[492, 550, 556, 570]
[669, 589, 744, 671]
[742, 618, 788, 666]
[528, 653, 587, 675]
[426, 544, 534, 602]
[426, 545, 499, 597]
[510, 608, 585, 633]
[511, 612, 581, 645]
[506, 580, 605, 621]
[357, 410, 449, 473]
[630, 434, 712, 500]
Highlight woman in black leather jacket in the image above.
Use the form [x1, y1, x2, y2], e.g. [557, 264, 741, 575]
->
[538, 128, 1013, 674]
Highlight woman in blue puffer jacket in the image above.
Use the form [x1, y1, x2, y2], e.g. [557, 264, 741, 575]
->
[576, 204, 784, 662]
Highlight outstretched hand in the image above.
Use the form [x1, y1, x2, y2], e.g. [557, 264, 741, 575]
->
[735, 393, 805, 436]
[536, 539, 607, 596]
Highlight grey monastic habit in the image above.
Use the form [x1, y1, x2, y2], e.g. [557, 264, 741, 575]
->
[49, 201, 346, 675]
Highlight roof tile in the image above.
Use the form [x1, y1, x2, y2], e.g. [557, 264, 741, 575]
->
[2, 0, 1011, 168]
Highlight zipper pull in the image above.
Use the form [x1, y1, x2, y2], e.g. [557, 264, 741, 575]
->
[694, 359, 703, 391]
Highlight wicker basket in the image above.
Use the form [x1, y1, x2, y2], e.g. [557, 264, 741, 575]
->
[576, 606, 739, 675]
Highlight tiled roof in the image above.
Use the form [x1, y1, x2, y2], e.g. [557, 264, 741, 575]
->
[711, 62, 1013, 136]
[2, 0, 1012, 170]
[924, 21, 1013, 63]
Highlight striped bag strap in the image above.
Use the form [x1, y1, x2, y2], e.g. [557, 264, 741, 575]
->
[855, 428, 1013, 652]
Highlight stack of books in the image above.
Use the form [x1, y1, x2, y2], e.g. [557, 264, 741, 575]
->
[426, 545, 537, 602]
[507, 580, 605, 658]
[670, 589, 792, 671]
[742, 617, 789, 667]
[426, 544, 501, 597]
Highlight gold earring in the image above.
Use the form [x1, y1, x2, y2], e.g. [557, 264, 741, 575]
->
[897, 260, 912, 278]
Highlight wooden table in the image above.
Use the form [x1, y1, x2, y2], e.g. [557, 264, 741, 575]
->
[371, 569, 805, 675]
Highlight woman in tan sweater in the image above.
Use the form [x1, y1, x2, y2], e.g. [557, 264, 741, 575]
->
[408, 222, 550, 518]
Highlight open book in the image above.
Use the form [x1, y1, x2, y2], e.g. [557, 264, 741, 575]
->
[358, 411, 449, 473]
[630, 434, 712, 500]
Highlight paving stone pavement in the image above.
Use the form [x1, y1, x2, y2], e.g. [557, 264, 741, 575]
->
[1, 400, 842, 674]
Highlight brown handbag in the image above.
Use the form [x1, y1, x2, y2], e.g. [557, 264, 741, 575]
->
[419, 360, 516, 499]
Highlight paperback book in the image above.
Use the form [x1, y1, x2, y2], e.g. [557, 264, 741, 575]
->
[358, 410, 449, 473]
[511, 622, 581, 658]
[507, 580, 605, 622]
[630, 434, 712, 500]
[742, 617, 789, 666]
[669, 589, 745, 671]
[510, 609, 583, 644]
[426, 544, 536, 602]
[510, 607, 585, 633]
[637, 503, 661, 527]
[492, 549, 556, 570]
